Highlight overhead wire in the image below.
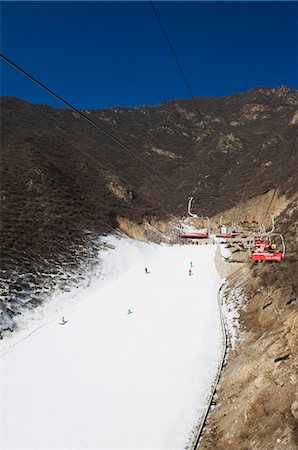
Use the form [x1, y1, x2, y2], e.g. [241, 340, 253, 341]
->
[0, 53, 176, 190]
[150, 1, 207, 215]
[149, 4, 298, 224]
[149, 1, 202, 118]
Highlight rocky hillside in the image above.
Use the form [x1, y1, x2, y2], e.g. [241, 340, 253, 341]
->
[1, 86, 297, 333]
[199, 197, 298, 450]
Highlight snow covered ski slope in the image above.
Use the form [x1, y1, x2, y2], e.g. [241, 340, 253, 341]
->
[1, 235, 223, 449]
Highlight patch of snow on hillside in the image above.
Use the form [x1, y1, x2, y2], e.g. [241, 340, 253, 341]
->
[222, 286, 247, 349]
[213, 237, 232, 260]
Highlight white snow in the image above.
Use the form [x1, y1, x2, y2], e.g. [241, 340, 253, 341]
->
[222, 286, 247, 349]
[213, 237, 232, 260]
[1, 235, 223, 449]
[178, 223, 207, 234]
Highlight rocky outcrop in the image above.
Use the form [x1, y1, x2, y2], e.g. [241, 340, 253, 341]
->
[199, 266, 297, 449]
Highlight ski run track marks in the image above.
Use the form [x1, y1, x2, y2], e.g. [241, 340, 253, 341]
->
[1, 234, 224, 449]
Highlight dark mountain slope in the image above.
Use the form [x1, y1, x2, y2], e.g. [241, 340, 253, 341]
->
[1, 86, 297, 330]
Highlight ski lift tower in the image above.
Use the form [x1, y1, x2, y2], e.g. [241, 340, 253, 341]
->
[204, 216, 210, 235]
[187, 197, 198, 218]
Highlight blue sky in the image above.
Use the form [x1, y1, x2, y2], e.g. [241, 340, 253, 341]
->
[1, 1, 297, 109]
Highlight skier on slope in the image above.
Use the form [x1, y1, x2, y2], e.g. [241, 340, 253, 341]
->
[189, 268, 192, 276]
[60, 316, 67, 325]
[145, 267, 149, 274]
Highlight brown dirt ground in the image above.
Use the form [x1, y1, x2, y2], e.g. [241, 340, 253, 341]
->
[199, 196, 298, 450]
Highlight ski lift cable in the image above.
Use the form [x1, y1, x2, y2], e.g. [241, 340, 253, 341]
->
[149, 1, 202, 118]
[263, 125, 298, 222]
[0, 53, 176, 189]
[150, 1, 205, 205]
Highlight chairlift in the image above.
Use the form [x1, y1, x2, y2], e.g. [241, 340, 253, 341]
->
[180, 214, 210, 239]
[187, 197, 198, 218]
[180, 231, 209, 239]
[248, 214, 285, 262]
[216, 231, 241, 238]
[215, 216, 242, 238]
